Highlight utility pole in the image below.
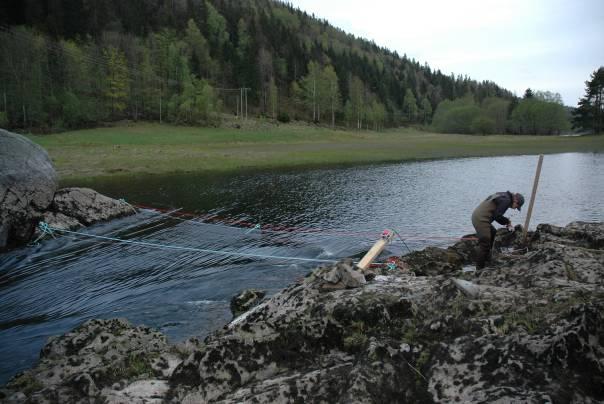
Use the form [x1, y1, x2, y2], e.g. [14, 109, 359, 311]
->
[215, 87, 250, 120]
[240, 87, 243, 119]
[312, 76, 316, 122]
[244, 87, 249, 120]
[236, 93, 240, 118]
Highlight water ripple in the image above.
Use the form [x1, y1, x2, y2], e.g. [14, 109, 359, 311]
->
[1, 153, 603, 384]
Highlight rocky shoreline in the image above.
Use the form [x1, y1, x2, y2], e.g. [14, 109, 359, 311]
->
[1, 129, 136, 251]
[1, 221, 602, 403]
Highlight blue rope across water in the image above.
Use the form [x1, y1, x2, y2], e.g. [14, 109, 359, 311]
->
[38, 222, 344, 265]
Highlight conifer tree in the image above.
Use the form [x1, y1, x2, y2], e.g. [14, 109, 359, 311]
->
[0, 27, 45, 128]
[205, 1, 229, 55]
[573, 67, 604, 134]
[185, 19, 212, 78]
[235, 18, 253, 86]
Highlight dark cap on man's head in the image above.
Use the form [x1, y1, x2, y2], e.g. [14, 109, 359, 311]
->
[515, 193, 525, 211]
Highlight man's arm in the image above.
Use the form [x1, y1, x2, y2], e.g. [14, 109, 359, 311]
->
[492, 195, 512, 225]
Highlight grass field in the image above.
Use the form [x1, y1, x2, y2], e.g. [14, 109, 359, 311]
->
[27, 122, 604, 181]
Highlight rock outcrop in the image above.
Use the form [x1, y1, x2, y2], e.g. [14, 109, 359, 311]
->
[0, 129, 58, 250]
[33, 188, 137, 239]
[1, 222, 603, 403]
[51, 188, 137, 226]
[1, 129, 137, 251]
[0, 319, 183, 403]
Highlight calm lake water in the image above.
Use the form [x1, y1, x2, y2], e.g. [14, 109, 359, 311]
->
[1, 152, 603, 384]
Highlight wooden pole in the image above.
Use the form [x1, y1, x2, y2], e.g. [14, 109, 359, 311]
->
[357, 230, 394, 271]
[523, 154, 544, 241]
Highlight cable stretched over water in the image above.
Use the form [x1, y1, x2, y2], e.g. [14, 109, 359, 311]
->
[41, 224, 346, 265]
[135, 204, 478, 242]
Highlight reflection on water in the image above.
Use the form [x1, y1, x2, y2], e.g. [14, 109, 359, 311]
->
[1, 152, 603, 384]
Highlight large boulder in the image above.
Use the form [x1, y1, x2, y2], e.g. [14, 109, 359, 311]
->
[0, 129, 58, 250]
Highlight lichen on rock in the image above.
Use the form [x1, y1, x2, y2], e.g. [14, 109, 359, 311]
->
[1, 221, 603, 403]
[230, 289, 266, 318]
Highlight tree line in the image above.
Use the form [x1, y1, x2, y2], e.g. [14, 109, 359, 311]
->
[0, 0, 597, 135]
[0, 0, 516, 132]
[431, 90, 571, 135]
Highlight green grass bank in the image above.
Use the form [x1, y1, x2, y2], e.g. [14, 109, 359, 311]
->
[27, 122, 604, 182]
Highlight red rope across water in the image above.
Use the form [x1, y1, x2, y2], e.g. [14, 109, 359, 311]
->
[133, 203, 478, 242]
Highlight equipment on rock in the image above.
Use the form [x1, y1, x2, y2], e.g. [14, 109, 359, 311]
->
[523, 155, 544, 242]
[357, 229, 394, 271]
[383, 256, 408, 272]
[452, 278, 480, 298]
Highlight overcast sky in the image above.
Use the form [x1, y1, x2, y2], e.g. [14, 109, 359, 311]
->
[287, 0, 604, 106]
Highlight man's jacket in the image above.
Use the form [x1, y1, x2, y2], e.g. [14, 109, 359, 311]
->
[472, 191, 513, 226]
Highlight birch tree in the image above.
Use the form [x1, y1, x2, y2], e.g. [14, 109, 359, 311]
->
[403, 89, 418, 122]
[321, 65, 341, 127]
[348, 75, 365, 129]
[104, 46, 129, 117]
[300, 61, 321, 122]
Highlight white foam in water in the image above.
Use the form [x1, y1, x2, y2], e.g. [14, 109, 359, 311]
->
[462, 266, 476, 273]
[186, 300, 225, 306]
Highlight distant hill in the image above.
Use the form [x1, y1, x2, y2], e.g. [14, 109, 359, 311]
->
[0, 0, 515, 130]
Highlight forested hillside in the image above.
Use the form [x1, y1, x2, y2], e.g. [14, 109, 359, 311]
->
[0, 0, 528, 132]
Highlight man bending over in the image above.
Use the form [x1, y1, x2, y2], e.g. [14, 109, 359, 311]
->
[471, 191, 524, 269]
